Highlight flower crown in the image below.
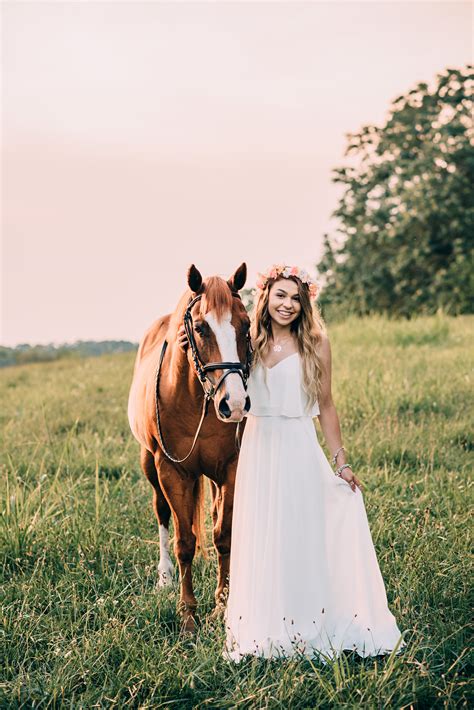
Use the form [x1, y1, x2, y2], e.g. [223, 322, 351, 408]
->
[255, 263, 319, 300]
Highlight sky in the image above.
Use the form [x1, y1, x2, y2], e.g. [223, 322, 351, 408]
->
[1, 0, 472, 346]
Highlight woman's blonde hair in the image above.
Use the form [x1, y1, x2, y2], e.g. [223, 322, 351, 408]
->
[250, 275, 327, 407]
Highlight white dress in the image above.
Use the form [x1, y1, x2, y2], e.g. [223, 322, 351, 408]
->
[223, 351, 406, 663]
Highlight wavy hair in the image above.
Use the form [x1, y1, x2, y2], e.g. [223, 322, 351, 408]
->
[250, 275, 327, 407]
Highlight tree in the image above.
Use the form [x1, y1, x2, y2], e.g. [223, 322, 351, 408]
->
[316, 65, 474, 318]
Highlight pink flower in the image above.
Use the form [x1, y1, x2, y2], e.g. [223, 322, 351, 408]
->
[255, 264, 319, 301]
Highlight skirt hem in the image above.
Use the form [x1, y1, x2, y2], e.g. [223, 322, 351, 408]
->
[222, 635, 407, 664]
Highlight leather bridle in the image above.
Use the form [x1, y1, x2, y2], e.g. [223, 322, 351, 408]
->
[183, 293, 252, 396]
[154, 292, 253, 464]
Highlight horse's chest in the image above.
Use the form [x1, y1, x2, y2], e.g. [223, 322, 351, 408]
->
[196, 436, 239, 474]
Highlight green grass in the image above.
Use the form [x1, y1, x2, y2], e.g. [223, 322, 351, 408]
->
[1, 313, 473, 708]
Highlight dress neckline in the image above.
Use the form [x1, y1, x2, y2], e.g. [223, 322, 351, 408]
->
[262, 351, 299, 371]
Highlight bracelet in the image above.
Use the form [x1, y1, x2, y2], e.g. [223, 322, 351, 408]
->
[335, 463, 352, 478]
[331, 446, 345, 467]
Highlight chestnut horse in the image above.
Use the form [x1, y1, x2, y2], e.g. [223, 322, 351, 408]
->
[127, 263, 252, 633]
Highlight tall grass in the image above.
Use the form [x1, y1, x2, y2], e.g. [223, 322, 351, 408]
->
[1, 313, 472, 708]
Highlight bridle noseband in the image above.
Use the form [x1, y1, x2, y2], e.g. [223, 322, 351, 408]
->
[154, 292, 253, 464]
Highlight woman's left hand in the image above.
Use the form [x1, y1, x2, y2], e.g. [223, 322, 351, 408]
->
[340, 467, 363, 493]
[177, 324, 189, 352]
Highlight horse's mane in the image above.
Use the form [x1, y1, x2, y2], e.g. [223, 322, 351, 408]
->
[199, 276, 234, 320]
[168, 275, 234, 335]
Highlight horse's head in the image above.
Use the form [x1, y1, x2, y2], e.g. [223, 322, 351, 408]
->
[185, 262, 251, 423]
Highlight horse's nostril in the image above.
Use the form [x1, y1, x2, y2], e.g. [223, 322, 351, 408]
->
[244, 395, 251, 412]
[218, 397, 231, 418]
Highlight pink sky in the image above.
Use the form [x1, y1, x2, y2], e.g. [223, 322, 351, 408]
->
[2, 1, 472, 346]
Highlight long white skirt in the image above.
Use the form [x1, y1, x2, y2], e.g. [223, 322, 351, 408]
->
[223, 413, 406, 663]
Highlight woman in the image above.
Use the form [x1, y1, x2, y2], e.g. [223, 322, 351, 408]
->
[182, 264, 406, 663]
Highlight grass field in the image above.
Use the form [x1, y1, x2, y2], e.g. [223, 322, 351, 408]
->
[1, 313, 472, 708]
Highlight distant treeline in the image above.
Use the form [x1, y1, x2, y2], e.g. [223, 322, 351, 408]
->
[315, 65, 474, 318]
[0, 340, 138, 368]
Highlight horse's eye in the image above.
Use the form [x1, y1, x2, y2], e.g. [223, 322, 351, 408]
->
[194, 322, 206, 336]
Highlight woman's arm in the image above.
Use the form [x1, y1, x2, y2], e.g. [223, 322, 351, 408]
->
[317, 332, 363, 493]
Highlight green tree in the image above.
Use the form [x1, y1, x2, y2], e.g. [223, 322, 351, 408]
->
[317, 65, 474, 318]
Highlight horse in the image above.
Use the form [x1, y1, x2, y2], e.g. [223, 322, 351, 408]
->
[127, 262, 252, 633]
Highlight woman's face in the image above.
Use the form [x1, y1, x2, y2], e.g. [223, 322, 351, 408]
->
[267, 278, 301, 328]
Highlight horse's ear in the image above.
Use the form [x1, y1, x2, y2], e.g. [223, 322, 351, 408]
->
[187, 264, 203, 293]
[227, 262, 247, 293]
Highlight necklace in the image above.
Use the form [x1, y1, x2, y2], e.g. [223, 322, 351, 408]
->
[271, 335, 293, 352]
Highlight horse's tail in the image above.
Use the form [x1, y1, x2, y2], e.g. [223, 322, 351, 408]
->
[192, 475, 210, 559]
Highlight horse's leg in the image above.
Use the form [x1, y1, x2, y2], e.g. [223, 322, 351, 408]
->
[140, 447, 174, 588]
[156, 455, 198, 634]
[210, 462, 236, 619]
[209, 479, 219, 528]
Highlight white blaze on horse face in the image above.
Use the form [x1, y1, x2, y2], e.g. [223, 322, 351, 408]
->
[204, 310, 247, 413]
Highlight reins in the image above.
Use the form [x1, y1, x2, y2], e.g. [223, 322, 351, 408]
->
[154, 293, 252, 464]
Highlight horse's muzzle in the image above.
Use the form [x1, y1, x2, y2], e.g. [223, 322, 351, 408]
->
[218, 394, 251, 420]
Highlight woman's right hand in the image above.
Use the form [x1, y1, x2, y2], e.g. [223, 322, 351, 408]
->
[177, 324, 189, 352]
[340, 467, 363, 493]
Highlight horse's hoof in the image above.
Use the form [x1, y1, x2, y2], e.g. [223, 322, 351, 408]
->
[180, 614, 197, 636]
[209, 603, 226, 621]
[157, 563, 175, 588]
